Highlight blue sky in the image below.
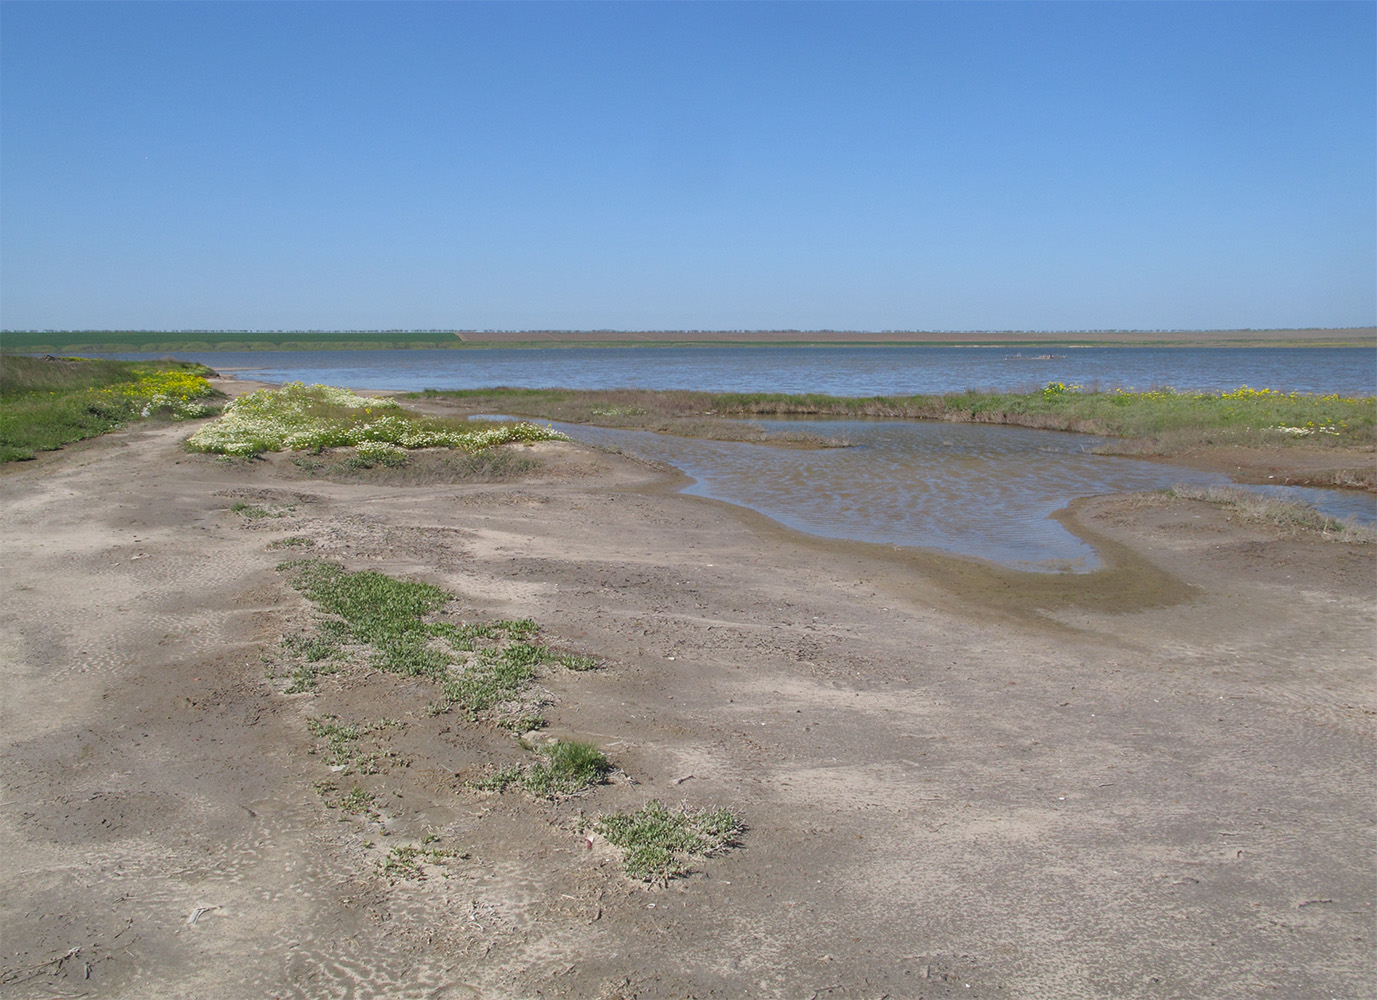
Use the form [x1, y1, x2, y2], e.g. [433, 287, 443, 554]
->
[2, 1, 1373, 332]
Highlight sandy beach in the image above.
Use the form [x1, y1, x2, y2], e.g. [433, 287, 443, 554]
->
[2, 383, 1373, 1000]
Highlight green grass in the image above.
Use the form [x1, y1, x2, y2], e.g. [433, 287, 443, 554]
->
[471, 740, 611, 798]
[186, 381, 567, 457]
[0, 355, 220, 461]
[412, 384, 1377, 455]
[593, 800, 744, 883]
[278, 559, 554, 725]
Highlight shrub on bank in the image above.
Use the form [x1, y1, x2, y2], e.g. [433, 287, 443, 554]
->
[186, 381, 568, 457]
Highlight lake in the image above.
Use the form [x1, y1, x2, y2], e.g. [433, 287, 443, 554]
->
[100, 344, 1377, 568]
[98, 344, 1377, 397]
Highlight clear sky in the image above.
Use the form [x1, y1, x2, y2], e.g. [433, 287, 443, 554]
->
[2, 1, 1373, 332]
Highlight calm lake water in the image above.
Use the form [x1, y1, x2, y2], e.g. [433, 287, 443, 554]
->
[101, 344, 1377, 396]
[100, 344, 1377, 568]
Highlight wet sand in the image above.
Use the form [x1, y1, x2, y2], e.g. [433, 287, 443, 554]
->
[2, 385, 1374, 999]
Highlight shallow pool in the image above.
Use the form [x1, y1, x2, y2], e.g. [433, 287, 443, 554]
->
[536, 418, 1374, 571]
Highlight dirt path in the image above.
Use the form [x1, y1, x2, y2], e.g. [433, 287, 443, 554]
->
[2, 409, 1373, 999]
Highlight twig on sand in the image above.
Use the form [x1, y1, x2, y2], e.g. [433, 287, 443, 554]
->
[187, 905, 221, 925]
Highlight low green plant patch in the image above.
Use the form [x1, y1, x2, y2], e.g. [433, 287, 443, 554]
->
[377, 839, 459, 882]
[314, 780, 378, 817]
[231, 501, 293, 520]
[471, 740, 611, 798]
[276, 621, 348, 692]
[556, 652, 600, 671]
[2, 329, 466, 353]
[437, 643, 547, 722]
[187, 381, 567, 457]
[278, 559, 556, 725]
[306, 715, 402, 774]
[0, 355, 220, 461]
[593, 800, 744, 883]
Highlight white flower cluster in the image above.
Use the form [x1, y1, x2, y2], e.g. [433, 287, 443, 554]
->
[1269, 425, 1339, 437]
[186, 382, 569, 456]
[141, 393, 216, 419]
[355, 440, 407, 460]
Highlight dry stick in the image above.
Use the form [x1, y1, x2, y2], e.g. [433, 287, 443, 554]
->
[187, 905, 221, 925]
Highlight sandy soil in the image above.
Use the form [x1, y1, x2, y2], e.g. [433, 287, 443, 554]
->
[2, 387, 1374, 1000]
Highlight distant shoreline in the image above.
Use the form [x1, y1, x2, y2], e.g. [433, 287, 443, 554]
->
[3, 326, 1375, 353]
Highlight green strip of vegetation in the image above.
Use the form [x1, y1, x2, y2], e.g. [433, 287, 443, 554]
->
[7, 329, 1376, 351]
[0, 355, 220, 461]
[592, 800, 745, 883]
[188, 381, 568, 456]
[2, 330, 465, 352]
[413, 384, 1377, 453]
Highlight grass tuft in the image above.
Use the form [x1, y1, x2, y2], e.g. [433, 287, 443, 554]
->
[231, 501, 292, 520]
[557, 652, 601, 672]
[470, 740, 611, 798]
[593, 800, 744, 882]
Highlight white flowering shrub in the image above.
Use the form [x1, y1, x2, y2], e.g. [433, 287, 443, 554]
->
[355, 440, 407, 460]
[141, 392, 217, 419]
[186, 382, 568, 457]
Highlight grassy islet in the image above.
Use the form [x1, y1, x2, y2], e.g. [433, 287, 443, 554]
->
[414, 384, 1376, 455]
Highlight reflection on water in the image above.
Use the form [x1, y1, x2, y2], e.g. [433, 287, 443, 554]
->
[544, 419, 1376, 572]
